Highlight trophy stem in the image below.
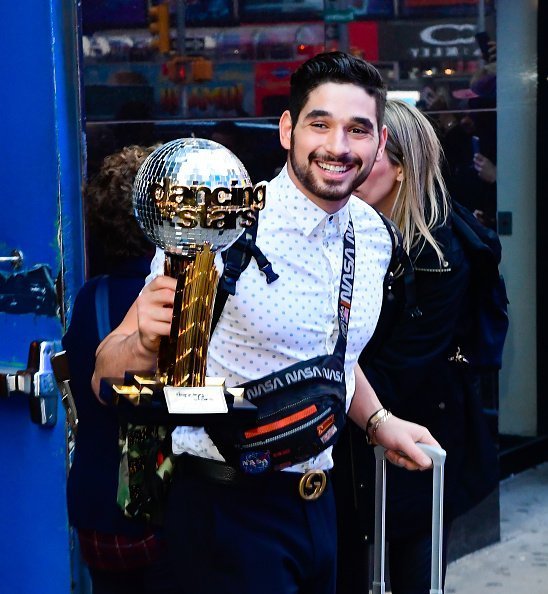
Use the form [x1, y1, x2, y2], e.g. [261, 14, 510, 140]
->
[156, 255, 191, 384]
[159, 245, 219, 388]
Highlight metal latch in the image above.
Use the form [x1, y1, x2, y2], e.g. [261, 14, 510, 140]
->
[51, 350, 78, 434]
[29, 341, 59, 427]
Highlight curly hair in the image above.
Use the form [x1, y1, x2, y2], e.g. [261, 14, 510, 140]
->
[85, 144, 159, 259]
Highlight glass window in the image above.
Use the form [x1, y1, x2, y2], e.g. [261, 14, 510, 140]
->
[81, 0, 497, 223]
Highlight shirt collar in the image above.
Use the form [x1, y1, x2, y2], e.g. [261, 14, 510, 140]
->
[273, 165, 351, 238]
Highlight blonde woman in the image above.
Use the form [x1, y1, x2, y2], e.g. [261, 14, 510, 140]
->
[335, 100, 498, 594]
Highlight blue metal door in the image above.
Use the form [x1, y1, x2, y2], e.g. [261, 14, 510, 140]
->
[0, 1, 84, 592]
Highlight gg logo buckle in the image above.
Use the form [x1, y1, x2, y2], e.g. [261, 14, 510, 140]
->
[298, 469, 327, 501]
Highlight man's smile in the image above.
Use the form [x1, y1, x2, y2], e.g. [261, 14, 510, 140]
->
[316, 161, 353, 174]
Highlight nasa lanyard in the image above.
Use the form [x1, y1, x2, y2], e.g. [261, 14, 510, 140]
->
[330, 215, 356, 365]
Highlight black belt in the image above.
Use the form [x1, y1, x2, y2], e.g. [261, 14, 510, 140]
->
[178, 454, 329, 501]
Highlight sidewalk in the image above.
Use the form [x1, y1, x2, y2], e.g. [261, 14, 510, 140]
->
[445, 462, 548, 593]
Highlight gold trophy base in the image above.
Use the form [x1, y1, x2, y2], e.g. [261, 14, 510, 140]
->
[99, 373, 256, 426]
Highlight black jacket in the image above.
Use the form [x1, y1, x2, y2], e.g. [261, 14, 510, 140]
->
[334, 213, 498, 542]
[64, 256, 152, 536]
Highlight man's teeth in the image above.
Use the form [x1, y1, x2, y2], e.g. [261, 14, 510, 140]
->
[318, 162, 349, 173]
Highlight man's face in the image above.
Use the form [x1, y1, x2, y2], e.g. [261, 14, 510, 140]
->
[279, 82, 386, 213]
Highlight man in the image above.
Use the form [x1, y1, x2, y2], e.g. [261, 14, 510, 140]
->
[93, 52, 438, 594]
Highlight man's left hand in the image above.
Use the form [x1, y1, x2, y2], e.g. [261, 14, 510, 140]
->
[373, 415, 440, 471]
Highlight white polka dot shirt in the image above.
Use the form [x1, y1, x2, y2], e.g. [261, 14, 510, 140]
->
[147, 165, 392, 471]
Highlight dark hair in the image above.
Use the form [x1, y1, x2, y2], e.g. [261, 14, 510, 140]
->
[288, 51, 387, 131]
[85, 144, 159, 259]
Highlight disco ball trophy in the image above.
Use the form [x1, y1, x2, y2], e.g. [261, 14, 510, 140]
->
[101, 138, 265, 419]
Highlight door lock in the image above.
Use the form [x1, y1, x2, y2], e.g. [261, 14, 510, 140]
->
[0, 340, 60, 427]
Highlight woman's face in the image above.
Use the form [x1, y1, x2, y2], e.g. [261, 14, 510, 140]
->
[353, 150, 402, 216]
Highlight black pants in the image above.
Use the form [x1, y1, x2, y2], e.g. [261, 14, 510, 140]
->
[164, 460, 337, 594]
[89, 555, 178, 594]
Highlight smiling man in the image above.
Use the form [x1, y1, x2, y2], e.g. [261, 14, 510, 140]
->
[282, 83, 383, 210]
[93, 51, 438, 594]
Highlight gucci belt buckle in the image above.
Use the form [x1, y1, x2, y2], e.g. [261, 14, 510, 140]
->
[298, 469, 327, 501]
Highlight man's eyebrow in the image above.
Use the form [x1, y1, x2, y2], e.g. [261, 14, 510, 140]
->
[351, 117, 375, 131]
[302, 110, 375, 131]
[303, 109, 331, 120]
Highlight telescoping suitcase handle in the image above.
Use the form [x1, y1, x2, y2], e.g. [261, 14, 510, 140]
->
[373, 444, 447, 594]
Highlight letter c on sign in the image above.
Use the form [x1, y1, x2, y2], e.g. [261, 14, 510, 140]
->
[420, 23, 475, 46]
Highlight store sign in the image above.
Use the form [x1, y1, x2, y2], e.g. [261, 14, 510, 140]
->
[419, 23, 475, 45]
[348, 22, 379, 62]
[378, 19, 480, 61]
[254, 61, 299, 117]
[324, 8, 354, 23]
[404, 0, 477, 5]
[185, 37, 206, 52]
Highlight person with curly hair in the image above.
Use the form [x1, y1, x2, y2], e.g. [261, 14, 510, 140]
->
[85, 145, 158, 276]
[63, 145, 177, 594]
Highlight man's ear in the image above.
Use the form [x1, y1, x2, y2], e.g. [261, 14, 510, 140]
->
[279, 110, 292, 151]
[375, 125, 388, 162]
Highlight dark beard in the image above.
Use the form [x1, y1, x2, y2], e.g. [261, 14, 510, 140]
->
[289, 141, 373, 202]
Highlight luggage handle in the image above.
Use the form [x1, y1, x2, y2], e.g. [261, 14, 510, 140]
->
[373, 444, 447, 594]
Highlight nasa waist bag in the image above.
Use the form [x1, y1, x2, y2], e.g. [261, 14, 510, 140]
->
[206, 220, 356, 474]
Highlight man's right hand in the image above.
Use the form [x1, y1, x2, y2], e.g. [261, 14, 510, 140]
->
[92, 275, 177, 397]
[136, 275, 177, 355]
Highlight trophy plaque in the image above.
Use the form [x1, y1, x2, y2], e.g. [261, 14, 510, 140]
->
[100, 138, 265, 420]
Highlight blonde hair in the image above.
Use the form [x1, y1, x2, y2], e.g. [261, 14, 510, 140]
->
[383, 99, 449, 262]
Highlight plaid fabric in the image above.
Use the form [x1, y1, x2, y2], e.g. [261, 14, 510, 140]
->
[78, 529, 165, 571]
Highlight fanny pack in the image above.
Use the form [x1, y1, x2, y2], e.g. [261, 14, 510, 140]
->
[207, 353, 346, 473]
[206, 219, 356, 474]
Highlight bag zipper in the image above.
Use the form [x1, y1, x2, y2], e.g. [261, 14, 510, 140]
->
[245, 404, 318, 439]
[414, 265, 452, 273]
[256, 393, 322, 421]
[241, 407, 333, 449]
